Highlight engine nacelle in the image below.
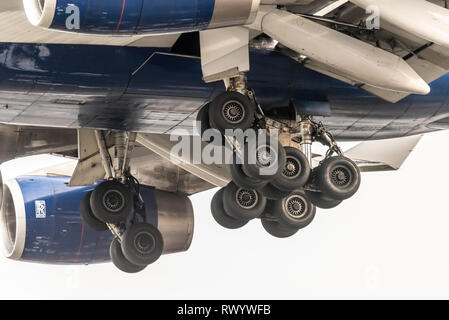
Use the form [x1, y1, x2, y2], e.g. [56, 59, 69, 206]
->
[23, 0, 260, 34]
[0, 175, 194, 264]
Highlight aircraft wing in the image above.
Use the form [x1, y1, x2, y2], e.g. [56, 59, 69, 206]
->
[2, 1, 449, 104]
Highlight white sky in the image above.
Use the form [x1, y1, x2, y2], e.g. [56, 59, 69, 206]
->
[1, 130, 449, 299]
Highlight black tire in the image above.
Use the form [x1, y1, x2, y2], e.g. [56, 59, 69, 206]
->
[229, 155, 268, 190]
[211, 188, 248, 229]
[261, 219, 298, 238]
[208, 91, 255, 134]
[271, 147, 311, 192]
[196, 104, 212, 142]
[260, 183, 291, 200]
[79, 191, 108, 231]
[110, 237, 147, 274]
[242, 136, 286, 181]
[197, 104, 224, 145]
[269, 190, 316, 229]
[223, 182, 267, 220]
[305, 190, 342, 209]
[90, 180, 133, 224]
[315, 156, 361, 200]
[121, 223, 164, 267]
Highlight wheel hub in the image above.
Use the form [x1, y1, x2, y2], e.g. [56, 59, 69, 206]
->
[236, 189, 258, 209]
[285, 195, 307, 218]
[222, 100, 245, 124]
[331, 166, 351, 186]
[283, 157, 301, 179]
[134, 232, 156, 255]
[102, 189, 125, 213]
[257, 146, 275, 167]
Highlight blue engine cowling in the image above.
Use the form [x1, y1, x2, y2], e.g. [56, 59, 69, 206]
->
[0, 175, 194, 265]
[23, 0, 260, 34]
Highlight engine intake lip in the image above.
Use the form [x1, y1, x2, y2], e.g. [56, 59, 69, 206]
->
[23, 0, 56, 28]
[0, 179, 26, 260]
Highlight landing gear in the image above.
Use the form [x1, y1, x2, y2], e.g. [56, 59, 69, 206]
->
[229, 155, 268, 190]
[261, 219, 299, 239]
[305, 190, 342, 210]
[208, 91, 255, 134]
[110, 237, 147, 274]
[203, 74, 361, 239]
[242, 136, 286, 181]
[121, 223, 164, 267]
[313, 156, 361, 201]
[260, 183, 291, 201]
[211, 188, 248, 229]
[222, 182, 267, 220]
[79, 191, 108, 231]
[268, 190, 316, 229]
[271, 147, 311, 192]
[79, 130, 164, 273]
[90, 180, 133, 224]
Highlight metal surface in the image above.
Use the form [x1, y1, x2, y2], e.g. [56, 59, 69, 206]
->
[122, 132, 137, 176]
[0, 176, 195, 263]
[0, 2, 180, 47]
[345, 134, 423, 171]
[209, 0, 261, 28]
[351, 0, 449, 48]
[153, 189, 194, 254]
[137, 133, 230, 188]
[200, 26, 250, 82]
[0, 42, 446, 141]
[95, 130, 113, 179]
[257, 8, 430, 94]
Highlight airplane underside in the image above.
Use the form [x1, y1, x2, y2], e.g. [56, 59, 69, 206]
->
[0, 0, 449, 273]
[0, 43, 447, 141]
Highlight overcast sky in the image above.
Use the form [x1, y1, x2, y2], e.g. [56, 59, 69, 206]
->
[1, 131, 449, 299]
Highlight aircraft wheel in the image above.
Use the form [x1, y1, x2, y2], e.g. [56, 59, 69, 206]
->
[261, 219, 298, 239]
[305, 190, 342, 209]
[229, 155, 268, 190]
[80, 191, 108, 231]
[121, 223, 164, 267]
[315, 156, 361, 200]
[271, 147, 311, 192]
[211, 188, 248, 229]
[110, 237, 147, 274]
[242, 137, 286, 181]
[223, 182, 267, 220]
[260, 183, 291, 200]
[208, 92, 255, 134]
[270, 190, 316, 229]
[196, 103, 212, 141]
[90, 180, 133, 224]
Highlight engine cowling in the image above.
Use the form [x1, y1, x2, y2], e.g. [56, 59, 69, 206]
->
[0, 175, 194, 264]
[23, 0, 260, 34]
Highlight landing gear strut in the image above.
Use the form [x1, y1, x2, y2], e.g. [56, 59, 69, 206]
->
[204, 75, 361, 238]
[79, 130, 164, 273]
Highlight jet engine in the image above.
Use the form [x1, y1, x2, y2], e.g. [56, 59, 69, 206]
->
[0, 175, 194, 264]
[23, 0, 260, 34]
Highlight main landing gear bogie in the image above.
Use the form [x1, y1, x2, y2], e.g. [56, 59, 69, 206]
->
[205, 78, 362, 237]
[79, 130, 165, 273]
[80, 178, 165, 273]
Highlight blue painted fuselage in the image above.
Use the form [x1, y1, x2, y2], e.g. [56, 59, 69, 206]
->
[0, 42, 447, 141]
